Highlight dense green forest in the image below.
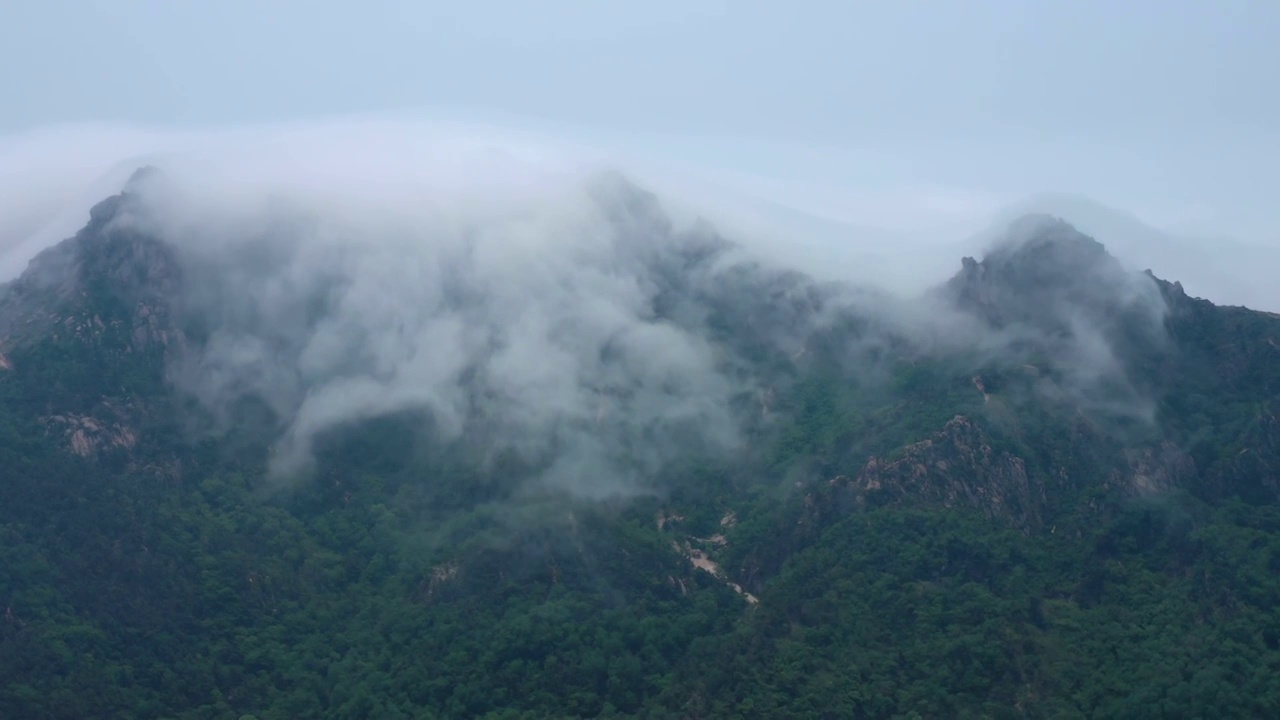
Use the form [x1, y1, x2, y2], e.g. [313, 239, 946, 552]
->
[2, 191, 1280, 718]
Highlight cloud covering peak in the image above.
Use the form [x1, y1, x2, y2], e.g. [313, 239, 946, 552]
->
[0, 118, 1191, 498]
[97, 144, 763, 495]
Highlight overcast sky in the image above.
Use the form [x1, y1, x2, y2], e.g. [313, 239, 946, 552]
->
[1, 0, 1278, 242]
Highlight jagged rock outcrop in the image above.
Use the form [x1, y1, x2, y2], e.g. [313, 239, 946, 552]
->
[40, 407, 139, 458]
[828, 415, 1044, 530]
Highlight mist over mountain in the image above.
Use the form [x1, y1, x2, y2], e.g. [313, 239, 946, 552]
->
[4, 0, 1280, 710]
[980, 192, 1280, 312]
[3, 132, 1280, 718]
[2, 157, 1178, 499]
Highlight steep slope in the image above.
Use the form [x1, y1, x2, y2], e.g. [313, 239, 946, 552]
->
[3, 174, 1280, 718]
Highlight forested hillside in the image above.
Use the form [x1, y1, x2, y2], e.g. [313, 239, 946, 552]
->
[2, 175, 1279, 719]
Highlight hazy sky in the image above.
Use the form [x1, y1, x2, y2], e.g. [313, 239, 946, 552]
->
[2, 0, 1278, 240]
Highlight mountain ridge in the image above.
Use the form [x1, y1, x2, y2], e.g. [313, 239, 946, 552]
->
[982, 192, 1280, 312]
[4, 172, 1274, 506]
[3, 172, 1280, 718]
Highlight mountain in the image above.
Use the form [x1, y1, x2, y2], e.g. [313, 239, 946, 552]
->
[979, 193, 1280, 312]
[3, 172, 1280, 719]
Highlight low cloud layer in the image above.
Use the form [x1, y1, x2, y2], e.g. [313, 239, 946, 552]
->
[0, 117, 1198, 496]
[95, 131, 743, 495]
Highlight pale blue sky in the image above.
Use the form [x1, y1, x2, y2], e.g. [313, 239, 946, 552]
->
[1, 0, 1278, 241]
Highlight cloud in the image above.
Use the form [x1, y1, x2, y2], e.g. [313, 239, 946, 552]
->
[86, 125, 759, 496]
[931, 214, 1172, 426]
[0, 115, 1185, 498]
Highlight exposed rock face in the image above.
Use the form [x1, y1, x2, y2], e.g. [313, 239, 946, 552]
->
[40, 408, 139, 458]
[683, 542, 758, 604]
[0, 170, 185, 361]
[831, 415, 1044, 530]
[802, 415, 1200, 536]
[421, 561, 460, 602]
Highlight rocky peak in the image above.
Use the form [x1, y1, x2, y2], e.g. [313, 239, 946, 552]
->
[0, 168, 186, 459]
[944, 215, 1150, 327]
[0, 167, 183, 357]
